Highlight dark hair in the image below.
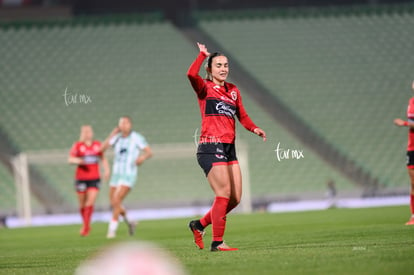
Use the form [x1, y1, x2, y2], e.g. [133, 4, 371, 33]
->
[120, 115, 132, 123]
[207, 52, 225, 69]
[206, 52, 226, 80]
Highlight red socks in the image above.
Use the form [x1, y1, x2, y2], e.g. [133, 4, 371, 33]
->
[200, 200, 238, 228]
[80, 206, 94, 230]
[410, 194, 414, 215]
[84, 205, 93, 229]
[211, 197, 230, 242]
[80, 207, 86, 225]
[200, 209, 212, 228]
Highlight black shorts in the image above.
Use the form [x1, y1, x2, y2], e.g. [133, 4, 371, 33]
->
[197, 143, 238, 177]
[407, 151, 414, 169]
[75, 179, 100, 193]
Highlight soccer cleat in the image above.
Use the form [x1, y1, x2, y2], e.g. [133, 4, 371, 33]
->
[127, 221, 137, 236]
[405, 218, 414, 225]
[106, 231, 116, 239]
[188, 220, 205, 249]
[211, 242, 238, 252]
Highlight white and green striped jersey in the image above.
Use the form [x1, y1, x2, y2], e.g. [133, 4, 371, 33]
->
[110, 131, 148, 176]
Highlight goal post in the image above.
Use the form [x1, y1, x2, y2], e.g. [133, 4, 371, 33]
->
[12, 153, 32, 226]
[11, 141, 252, 225]
[237, 140, 252, 213]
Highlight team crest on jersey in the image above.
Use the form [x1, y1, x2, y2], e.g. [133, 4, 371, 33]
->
[80, 145, 86, 153]
[230, 91, 237, 101]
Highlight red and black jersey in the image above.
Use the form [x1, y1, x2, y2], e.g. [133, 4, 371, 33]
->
[407, 97, 414, 151]
[187, 52, 258, 144]
[69, 141, 102, 180]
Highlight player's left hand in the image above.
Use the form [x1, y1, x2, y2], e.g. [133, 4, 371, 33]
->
[394, 118, 406, 127]
[254, 128, 266, 142]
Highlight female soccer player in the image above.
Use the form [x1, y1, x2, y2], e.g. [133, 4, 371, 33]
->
[187, 42, 266, 251]
[394, 80, 414, 225]
[68, 125, 110, 236]
[101, 116, 153, 238]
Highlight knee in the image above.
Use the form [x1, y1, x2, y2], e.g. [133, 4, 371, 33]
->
[218, 187, 231, 198]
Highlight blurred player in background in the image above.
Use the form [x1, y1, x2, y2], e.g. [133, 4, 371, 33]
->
[394, 80, 414, 225]
[68, 125, 110, 236]
[186, 42, 266, 251]
[101, 116, 152, 238]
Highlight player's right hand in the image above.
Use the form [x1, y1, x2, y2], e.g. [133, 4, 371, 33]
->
[197, 42, 210, 56]
[111, 127, 120, 135]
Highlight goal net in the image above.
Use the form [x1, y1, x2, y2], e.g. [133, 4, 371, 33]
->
[12, 141, 251, 225]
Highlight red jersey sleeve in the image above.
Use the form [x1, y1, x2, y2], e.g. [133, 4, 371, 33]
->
[187, 52, 208, 99]
[237, 92, 258, 133]
[69, 142, 79, 157]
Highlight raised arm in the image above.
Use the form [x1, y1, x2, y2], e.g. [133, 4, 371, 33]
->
[187, 42, 210, 97]
[100, 127, 120, 152]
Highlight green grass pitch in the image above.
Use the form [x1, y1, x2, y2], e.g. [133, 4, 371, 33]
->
[1, 206, 414, 275]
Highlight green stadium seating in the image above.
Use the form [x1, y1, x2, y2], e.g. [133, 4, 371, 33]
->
[0, 18, 211, 213]
[1, 5, 412, 213]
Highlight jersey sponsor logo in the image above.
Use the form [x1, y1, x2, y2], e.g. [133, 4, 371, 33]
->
[216, 102, 236, 117]
[120, 148, 127, 154]
[83, 155, 99, 164]
[205, 98, 236, 118]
